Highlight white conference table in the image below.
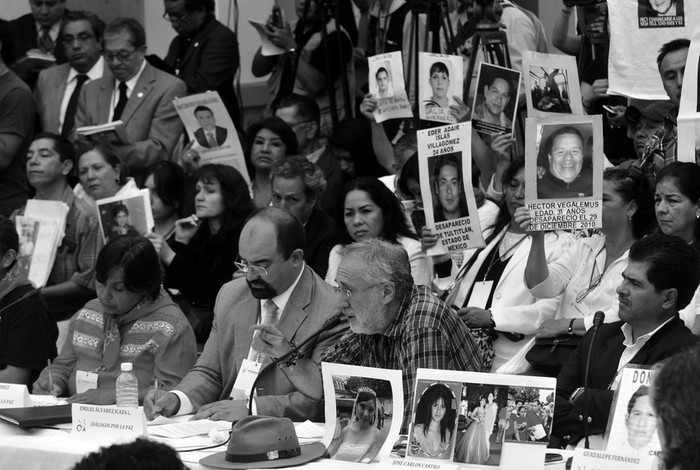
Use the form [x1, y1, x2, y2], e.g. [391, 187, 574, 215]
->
[0, 418, 573, 470]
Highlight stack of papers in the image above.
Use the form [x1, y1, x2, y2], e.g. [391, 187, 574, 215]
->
[16, 200, 69, 288]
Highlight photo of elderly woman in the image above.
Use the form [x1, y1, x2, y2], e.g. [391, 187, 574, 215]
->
[408, 382, 459, 460]
[327, 376, 393, 463]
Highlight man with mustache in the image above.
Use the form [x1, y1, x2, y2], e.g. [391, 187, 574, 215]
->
[536, 126, 592, 199]
[145, 207, 346, 422]
[551, 234, 700, 448]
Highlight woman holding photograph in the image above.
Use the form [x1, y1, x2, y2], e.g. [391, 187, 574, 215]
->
[146, 164, 255, 308]
[518, 168, 656, 375]
[410, 383, 456, 459]
[456, 396, 489, 464]
[424, 62, 451, 109]
[74, 142, 139, 205]
[328, 388, 383, 463]
[33, 236, 197, 404]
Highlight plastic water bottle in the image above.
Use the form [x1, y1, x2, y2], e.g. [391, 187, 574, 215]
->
[116, 363, 138, 407]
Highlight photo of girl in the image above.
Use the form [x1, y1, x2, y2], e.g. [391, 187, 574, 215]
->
[408, 383, 457, 460]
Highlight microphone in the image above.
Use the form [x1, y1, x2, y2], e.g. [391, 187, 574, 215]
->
[583, 311, 604, 449]
[246, 313, 343, 415]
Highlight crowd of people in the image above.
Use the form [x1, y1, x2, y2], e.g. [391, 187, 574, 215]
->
[1, 1, 700, 468]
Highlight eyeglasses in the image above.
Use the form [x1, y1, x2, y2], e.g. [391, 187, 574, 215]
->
[162, 10, 191, 23]
[61, 33, 94, 46]
[103, 49, 139, 63]
[334, 283, 383, 301]
[234, 257, 269, 277]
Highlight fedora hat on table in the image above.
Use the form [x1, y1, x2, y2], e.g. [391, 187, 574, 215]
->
[200, 416, 326, 469]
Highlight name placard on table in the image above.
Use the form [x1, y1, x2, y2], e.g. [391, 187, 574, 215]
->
[570, 448, 658, 470]
[71, 404, 147, 441]
[0, 383, 30, 408]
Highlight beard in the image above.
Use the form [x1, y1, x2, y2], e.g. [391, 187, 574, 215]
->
[247, 279, 278, 299]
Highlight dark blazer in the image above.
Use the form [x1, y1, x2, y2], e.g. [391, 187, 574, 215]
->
[174, 266, 347, 421]
[552, 317, 699, 444]
[304, 208, 339, 279]
[73, 62, 186, 183]
[8, 13, 67, 88]
[194, 126, 228, 148]
[164, 16, 240, 127]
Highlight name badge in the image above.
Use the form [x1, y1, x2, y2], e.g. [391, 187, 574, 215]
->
[467, 281, 494, 309]
[76, 371, 98, 394]
[0, 383, 30, 408]
[71, 404, 147, 441]
[230, 359, 262, 401]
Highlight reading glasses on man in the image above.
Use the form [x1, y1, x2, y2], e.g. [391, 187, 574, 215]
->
[334, 283, 383, 301]
[234, 258, 268, 277]
[103, 50, 139, 62]
[162, 11, 191, 23]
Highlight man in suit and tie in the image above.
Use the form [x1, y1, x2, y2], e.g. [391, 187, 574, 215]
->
[144, 207, 346, 422]
[35, 11, 108, 136]
[551, 234, 700, 448]
[192, 105, 227, 149]
[8, 0, 68, 87]
[72, 18, 185, 185]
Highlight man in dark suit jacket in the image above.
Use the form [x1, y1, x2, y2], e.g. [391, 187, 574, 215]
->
[144, 207, 347, 422]
[8, 0, 68, 87]
[34, 11, 109, 135]
[270, 156, 338, 278]
[192, 105, 227, 148]
[72, 18, 185, 184]
[551, 234, 700, 447]
[163, 0, 240, 127]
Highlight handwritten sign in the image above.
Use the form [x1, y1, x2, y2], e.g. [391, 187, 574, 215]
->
[418, 122, 484, 255]
[71, 404, 147, 441]
[0, 383, 30, 408]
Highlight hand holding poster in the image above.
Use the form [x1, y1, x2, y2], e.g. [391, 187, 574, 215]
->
[95, 189, 154, 244]
[418, 122, 484, 256]
[368, 52, 413, 123]
[676, 25, 700, 163]
[523, 52, 583, 118]
[471, 63, 521, 136]
[419, 53, 463, 124]
[173, 91, 250, 185]
[525, 116, 603, 231]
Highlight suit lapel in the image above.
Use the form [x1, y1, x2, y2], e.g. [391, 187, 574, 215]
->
[275, 268, 312, 350]
[98, 79, 114, 124]
[119, 63, 155, 124]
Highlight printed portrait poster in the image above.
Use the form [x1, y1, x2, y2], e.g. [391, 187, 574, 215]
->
[523, 51, 583, 118]
[676, 26, 700, 163]
[607, 0, 699, 99]
[173, 91, 250, 185]
[368, 52, 413, 123]
[525, 115, 604, 232]
[321, 363, 403, 464]
[95, 189, 154, 244]
[470, 63, 521, 136]
[604, 366, 662, 469]
[386, 369, 555, 470]
[418, 122, 484, 256]
[419, 52, 463, 124]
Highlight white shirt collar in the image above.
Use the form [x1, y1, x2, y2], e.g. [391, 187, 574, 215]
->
[621, 316, 675, 347]
[258, 264, 306, 318]
[67, 56, 105, 83]
[117, 58, 147, 94]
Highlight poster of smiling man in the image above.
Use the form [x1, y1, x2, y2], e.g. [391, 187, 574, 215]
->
[418, 122, 484, 256]
[525, 115, 603, 232]
[419, 52, 463, 124]
[523, 51, 583, 118]
[471, 63, 521, 136]
[368, 52, 413, 123]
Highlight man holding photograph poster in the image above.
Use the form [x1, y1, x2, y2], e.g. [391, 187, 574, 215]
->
[551, 234, 700, 448]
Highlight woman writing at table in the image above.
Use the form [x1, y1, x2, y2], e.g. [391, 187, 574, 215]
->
[33, 236, 197, 404]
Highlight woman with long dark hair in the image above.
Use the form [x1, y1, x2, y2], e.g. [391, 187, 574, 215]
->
[410, 383, 456, 459]
[325, 177, 431, 287]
